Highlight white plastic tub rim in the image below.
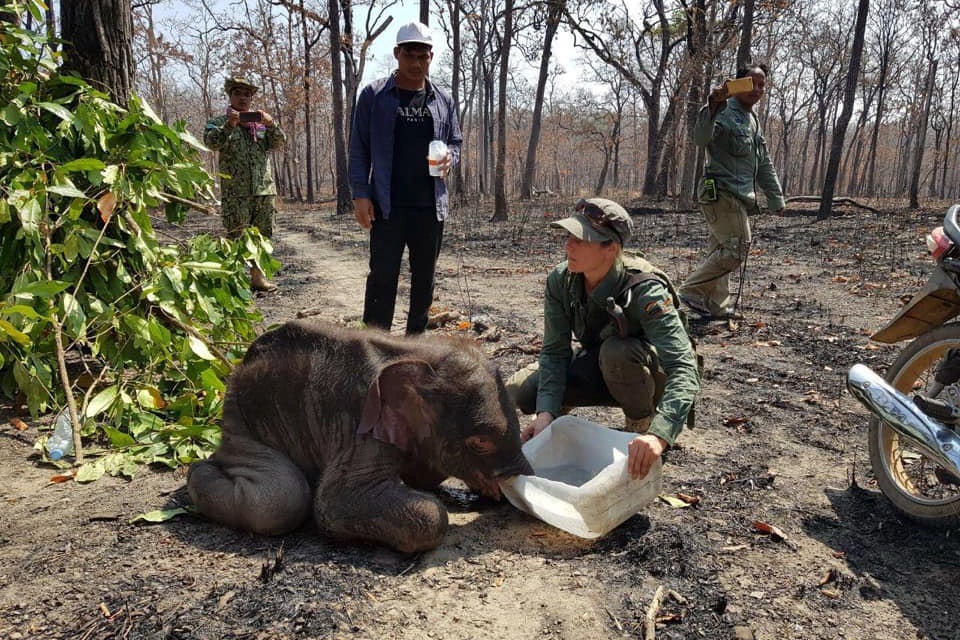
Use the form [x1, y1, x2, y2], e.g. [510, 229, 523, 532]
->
[500, 415, 662, 539]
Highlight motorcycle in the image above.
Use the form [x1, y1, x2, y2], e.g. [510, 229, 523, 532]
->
[847, 204, 960, 526]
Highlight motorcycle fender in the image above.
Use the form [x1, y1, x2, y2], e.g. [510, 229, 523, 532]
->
[872, 268, 960, 343]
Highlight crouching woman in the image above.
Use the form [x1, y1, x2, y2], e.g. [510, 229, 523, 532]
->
[506, 198, 701, 480]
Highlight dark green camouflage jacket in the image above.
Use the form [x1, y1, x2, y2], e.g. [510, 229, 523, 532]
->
[204, 115, 286, 198]
[537, 254, 700, 445]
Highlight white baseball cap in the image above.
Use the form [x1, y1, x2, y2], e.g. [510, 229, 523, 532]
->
[396, 21, 433, 47]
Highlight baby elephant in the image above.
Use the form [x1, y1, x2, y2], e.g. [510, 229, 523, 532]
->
[187, 320, 533, 553]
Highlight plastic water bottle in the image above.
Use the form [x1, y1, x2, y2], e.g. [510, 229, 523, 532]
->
[47, 408, 74, 460]
[427, 140, 448, 177]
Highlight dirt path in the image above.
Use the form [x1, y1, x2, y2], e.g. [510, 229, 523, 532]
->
[1, 202, 959, 640]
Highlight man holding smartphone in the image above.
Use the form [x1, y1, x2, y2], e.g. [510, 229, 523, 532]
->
[679, 63, 784, 320]
[204, 75, 286, 291]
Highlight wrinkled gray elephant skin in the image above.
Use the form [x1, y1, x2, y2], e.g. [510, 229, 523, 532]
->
[187, 320, 533, 552]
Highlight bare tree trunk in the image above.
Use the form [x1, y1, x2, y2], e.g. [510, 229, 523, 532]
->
[420, 0, 429, 24]
[520, 0, 562, 200]
[141, 6, 167, 119]
[679, 0, 708, 209]
[491, 0, 514, 222]
[909, 58, 937, 209]
[448, 0, 465, 197]
[735, 0, 755, 69]
[300, 0, 317, 203]
[60, 0, 134, 105]
[818, 0, 869, 220]
[940, 52, 958, 199]
[329, 0, 351, 215]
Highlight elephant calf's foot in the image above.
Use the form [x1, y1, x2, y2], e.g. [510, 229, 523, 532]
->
[316, 482, 449, 553]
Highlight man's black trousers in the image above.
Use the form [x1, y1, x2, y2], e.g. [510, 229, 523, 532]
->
[363, 205, 444, 334]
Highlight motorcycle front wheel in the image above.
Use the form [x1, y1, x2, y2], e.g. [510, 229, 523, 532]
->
[869, 322, 960, 526]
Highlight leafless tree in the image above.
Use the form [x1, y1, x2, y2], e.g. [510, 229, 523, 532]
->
[491, 0, 515, 221]
[818, 0, 869, 219]
[519, 0, 565, 200]
[564, 0, 685, 198]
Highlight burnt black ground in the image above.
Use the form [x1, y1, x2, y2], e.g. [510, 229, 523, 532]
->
[1, 199, 959, 640]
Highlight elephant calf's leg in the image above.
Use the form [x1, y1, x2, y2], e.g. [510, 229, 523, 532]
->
[188, 438, 311, 536]
[316, 481, 448, 553]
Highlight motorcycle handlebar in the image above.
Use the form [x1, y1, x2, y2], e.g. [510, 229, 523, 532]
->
[945, 204, 960, 245]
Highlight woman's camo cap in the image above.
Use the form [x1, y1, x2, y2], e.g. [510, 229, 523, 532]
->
[551, 197, 634, 245]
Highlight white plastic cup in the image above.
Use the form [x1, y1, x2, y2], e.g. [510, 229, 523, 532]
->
[427, 140, 447, 177]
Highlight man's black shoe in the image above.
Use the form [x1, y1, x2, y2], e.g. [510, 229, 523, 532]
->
[679, 294, 712, 316]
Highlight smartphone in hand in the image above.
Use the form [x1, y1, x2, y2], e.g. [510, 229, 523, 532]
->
[724, 77, 754, 95]
[238, 111, 262, 123]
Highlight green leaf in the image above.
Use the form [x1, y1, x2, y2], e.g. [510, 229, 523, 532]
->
[178, 129, 208, 151]
[102, 425, 136, 447]
[86, 385, 119, 418]
[181, 261, 231, 275]
[188, 335, 216, 361]
[0, 305, 42, 319]
[0, 318, 31, 346]
[39, 101, 74, 122]
[14, 280, 72, 298]
[75, 460, 106, 483]
[61, 292, 86, 336]
[136, 386, 165, 409]
[60, 158, 106, 172]
[47, 185, 89, 199]
[130, 507, 190, 524]
[2, 102, 23, 126]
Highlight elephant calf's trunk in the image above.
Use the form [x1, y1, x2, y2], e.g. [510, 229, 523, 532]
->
[496, 453, 534, 479]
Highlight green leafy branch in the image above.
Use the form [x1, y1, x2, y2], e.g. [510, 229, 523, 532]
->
[1, 1, 278, 481]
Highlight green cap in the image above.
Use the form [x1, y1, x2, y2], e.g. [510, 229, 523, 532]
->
[224, 75, 259, 95]
[551, 197, 634, 245]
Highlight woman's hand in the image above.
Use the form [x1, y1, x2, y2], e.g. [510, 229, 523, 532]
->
[627, 434, 667, 480]
[520, 412, 554, 443]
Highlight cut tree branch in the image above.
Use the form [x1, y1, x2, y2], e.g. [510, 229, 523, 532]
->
[785, 196, 879, 214]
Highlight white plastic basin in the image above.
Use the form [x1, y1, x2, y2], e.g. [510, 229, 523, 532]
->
[500, 415, 662, 538]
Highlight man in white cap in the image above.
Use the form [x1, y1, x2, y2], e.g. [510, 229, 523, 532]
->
[349, 21, 463, 334]
[507, 198, 701, 480]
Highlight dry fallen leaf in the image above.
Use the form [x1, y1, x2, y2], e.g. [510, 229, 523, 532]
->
[723, 415, 750, 427]
[751, 340, 782, 347]
[97, 191, 117, 222]
[675, 492, 701, 506]
[659, 494, 692, 509]
[656, 612, 683, 624]
[820, 587, 842, 599]
[831, 550, 846, 559]
[48, 472, 75, 484]
[9, 417, 27, 431]
[721, 544, 750, 553]
[752, 520, 789, 541]
[818, 568, 840, 586]
[456, 320, 471, 330]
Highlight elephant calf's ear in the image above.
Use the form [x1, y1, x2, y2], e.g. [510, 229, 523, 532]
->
[357, 360, 436, 455]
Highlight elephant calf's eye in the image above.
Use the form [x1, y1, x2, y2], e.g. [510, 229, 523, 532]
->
[465, 435, 495, 455]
